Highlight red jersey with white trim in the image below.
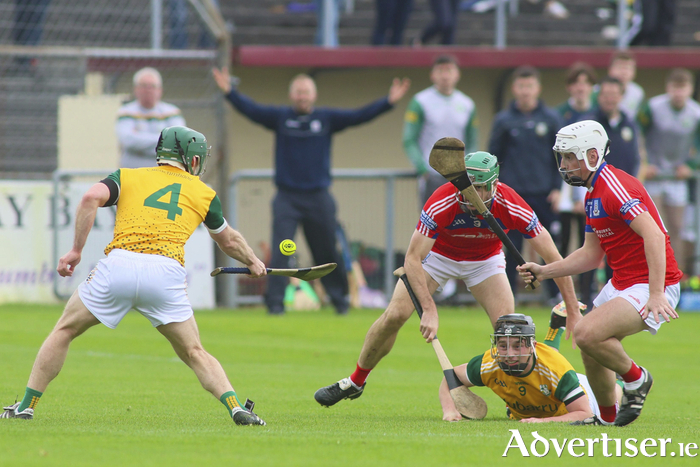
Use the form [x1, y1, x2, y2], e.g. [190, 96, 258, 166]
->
[585, 162, 682, 289]
[417, 182, 543, 261]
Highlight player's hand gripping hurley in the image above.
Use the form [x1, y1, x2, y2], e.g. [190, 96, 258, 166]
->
[393, 267, 487, 420]
[428, 137, 540, 289]
[211, 263, 337, 281]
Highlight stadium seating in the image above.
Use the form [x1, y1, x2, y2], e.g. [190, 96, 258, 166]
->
[226, 0, 700, 47]
[1, 0, 699, 176]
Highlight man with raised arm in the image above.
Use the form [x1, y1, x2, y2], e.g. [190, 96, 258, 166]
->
[212, 67, 410, 316]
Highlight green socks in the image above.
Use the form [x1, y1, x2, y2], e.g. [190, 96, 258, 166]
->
[220, 391, 242, 416]
[17, 387, 43, 413]
[543, 327, 564, 350]
[544, 302, 568, 351]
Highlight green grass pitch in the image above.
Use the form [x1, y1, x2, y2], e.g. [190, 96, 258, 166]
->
[1, 303, 699, 466]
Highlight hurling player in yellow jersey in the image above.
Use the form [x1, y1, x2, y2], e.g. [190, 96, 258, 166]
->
[440, 313, 621, 423]
[1, 126, 267, 426]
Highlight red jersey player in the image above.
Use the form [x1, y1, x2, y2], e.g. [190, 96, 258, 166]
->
[518, 120, 682, 427]
[314, 151, 578, 413]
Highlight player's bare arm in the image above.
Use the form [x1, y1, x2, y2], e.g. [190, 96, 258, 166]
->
[404, 229, 438, 342]
[518, 231, 603, 283]
[210, 226, 267, 277]
[520, 395, 593, 423]
[439, 363, 475, 421]
[526, 230, 581, 342]
[629, 212, 679, 323]
[57, 182, 111, 277]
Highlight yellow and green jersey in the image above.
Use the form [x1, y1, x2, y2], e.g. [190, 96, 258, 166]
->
[466, 342, 584, 420]
[102, 166, 225, 266]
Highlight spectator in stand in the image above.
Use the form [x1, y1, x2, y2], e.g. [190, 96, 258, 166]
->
[116, 67, 186, 169]
[212, 67, 411, 315]
[415, 0, 460, 45]
[638, 68, 700, 275]
[592, 52, 645, 121]
[470, 0, 569, 20]
[556, 62, 598, 310]
[591, 75, 642, 284]
[12, 0, 51, 74]
[371, 0, 414, 45]
[403, 55, 478, 207]
[557, 62, 597, 126]
[488, 66, 564, 304]
[594, 76, 641, 178]
[626, 0, 676, 46]
[168, 0, 218, 49]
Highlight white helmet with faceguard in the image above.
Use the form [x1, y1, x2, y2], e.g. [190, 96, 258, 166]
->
[553, 120, 610, 187]
[490, 313, 536, 376]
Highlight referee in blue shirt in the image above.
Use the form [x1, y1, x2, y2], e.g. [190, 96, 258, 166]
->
[213, 67, 410, 314]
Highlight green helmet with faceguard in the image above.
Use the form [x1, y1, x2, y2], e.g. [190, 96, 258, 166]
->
[156, 126, 210, 176]
[465, 151, 499, 190]
[456, 151, 500, 212]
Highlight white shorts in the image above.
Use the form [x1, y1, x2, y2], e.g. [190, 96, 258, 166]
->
[422, 251, 506, 291]
[644, 180, 688, 206]
[578, 373, 623, 416]
[593, 280, 681, 335]
[78, 249, 193, 329]
[577, 373, 599, 417]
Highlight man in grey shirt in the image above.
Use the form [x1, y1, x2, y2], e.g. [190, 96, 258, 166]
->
[638, 68, 700, 272]
[116, 67, 186, 168]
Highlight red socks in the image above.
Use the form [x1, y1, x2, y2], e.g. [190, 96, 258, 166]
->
[599, 404, 617, 424]
[621, 362, 642, 383]
[350, 364, 371, 387]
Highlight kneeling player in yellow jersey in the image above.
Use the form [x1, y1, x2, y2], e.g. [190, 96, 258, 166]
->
[1, 126, 267, 426]
[440, 311, 621, 423]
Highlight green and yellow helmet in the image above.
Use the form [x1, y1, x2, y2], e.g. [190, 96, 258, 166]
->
[156, 126, 210, 176]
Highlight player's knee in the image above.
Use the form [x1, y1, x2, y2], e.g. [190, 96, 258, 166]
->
[178, 345, 206, 365]
[381, 302, 412, 331]
[53, 321, 87, 342]
[573, 323, 597, 351]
